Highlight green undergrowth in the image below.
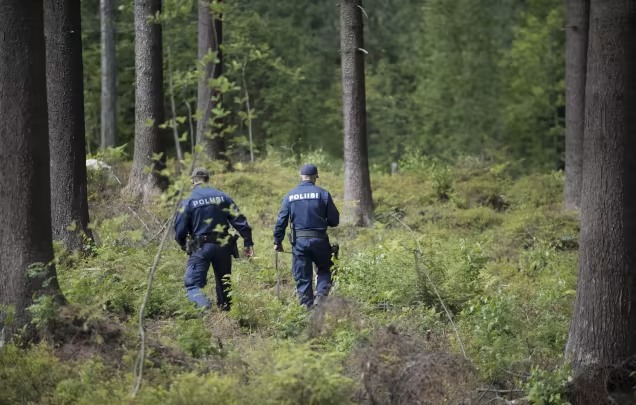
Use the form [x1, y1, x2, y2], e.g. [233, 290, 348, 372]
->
[2, 153, 579, 404]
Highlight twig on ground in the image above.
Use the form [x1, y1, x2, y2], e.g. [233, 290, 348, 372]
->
[477, 388, 526, 394]
[147, 218, 171, 243]
[142, 206, 162, 226]
[127, 206, 151, 233]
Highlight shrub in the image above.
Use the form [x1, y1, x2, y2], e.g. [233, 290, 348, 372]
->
[0, 343, 69, 404]
[245, 342, 355, 405]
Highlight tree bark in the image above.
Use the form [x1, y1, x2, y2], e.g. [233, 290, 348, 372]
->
[44, 0, 94, 252]
[340, 0, 373, 226]
[196, 0, 229, 165]
[100, 0, 117, 149]
[564, 0, 589, 210]
[125, 0, 167, 202]
[566, 0, 636, 401]
[0, 0, 64, 337]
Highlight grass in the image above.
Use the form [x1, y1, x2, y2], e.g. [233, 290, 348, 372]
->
[2, 153, 579, 404]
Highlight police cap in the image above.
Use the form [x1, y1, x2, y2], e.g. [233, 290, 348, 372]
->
[191, 167, 210, 179]
[300, 163, 319, 178]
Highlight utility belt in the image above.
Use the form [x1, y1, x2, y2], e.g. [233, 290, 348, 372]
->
[287, 228, 339, 259]
[186, 232, 240, 258]
[195, 232, 228, 246]
[288, 228, 328, 246]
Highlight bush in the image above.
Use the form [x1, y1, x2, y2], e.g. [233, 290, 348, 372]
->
[244, 342, 355, 405]
[144, 372, 240, 405]
[0, 344, 69, 404]
[525, 365, 572, 405]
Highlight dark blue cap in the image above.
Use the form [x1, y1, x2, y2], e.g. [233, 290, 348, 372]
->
[300, 163, 319, 177]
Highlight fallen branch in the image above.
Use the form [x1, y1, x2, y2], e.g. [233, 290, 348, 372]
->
[127, 206, 151, 234]
[147, 218, 171, 243]
[477, 388, 526, 394]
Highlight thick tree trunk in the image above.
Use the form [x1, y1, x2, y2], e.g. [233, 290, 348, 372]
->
[100, 0, 117, 149]
[44, 0, 94, 252]
[196, 0, 229, 165]
[125, 0, 167, 202]
[340, 0, 373, 227]
[0, 0, 64, 337]
[566, 0, 636, 402]
[564, 0, 589, 210]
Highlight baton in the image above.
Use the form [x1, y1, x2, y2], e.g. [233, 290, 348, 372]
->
[275, 250, 281, 300]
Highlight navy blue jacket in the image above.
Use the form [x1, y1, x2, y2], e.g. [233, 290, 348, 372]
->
[174, 185, 253, 247]
[273, 181, 339, 244]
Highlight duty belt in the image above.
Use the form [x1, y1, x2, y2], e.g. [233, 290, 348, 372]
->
[294, 229, 328, 239]
[195, 232, 228, 245]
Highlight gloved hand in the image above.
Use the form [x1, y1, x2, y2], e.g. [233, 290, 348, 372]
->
[273, 243, 284, 252]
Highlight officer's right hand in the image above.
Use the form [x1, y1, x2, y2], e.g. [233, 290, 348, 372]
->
[274, 243, 284, 252]
[244, 246, 254, 258]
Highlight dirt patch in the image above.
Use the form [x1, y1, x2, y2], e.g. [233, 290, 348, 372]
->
[307, 295, 361, 339]
[355, 325, 477, 405]
[52, 306, 125, 365]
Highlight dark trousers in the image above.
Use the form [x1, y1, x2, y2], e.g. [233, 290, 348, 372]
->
[292, 237, 333, 307]
[184, 242, 232, 310]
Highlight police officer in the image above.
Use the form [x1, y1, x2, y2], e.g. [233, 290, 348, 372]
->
[174, 168, 254, 310]
[273, 164, 340, 307]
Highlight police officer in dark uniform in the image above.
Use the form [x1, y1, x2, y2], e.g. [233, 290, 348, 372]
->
[174, 168, 254, 310]
[273, 164, 339, 307]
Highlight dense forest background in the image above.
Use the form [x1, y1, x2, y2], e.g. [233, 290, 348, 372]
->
[8, 0, 636, 403]
[81, 0, 564, 170]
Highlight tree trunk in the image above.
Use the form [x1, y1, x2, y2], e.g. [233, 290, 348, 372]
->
[125, 0, 167, 202]
[100, 0, 117, 149]
[196, 0, 229, 165]
[564, 0, 589, 210]
[566, 0, 636, 402]
[340, 0, 373, 227]
[44, 0, 94, 253]
[0, 0, 64, 337]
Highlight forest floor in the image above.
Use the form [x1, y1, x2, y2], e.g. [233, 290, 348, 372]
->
[1, 153, 580, 404]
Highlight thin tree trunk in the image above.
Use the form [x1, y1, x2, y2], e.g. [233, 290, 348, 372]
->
[196, 0, 229, 166]
[566, 1, 636, 402]
[564, 0, 589, 210]
[341, 0, 373, 227]
[125, 0, 167, 203]
[166, 47, 183, 170]
[0, 0, 65, 337]
[241, 62, 254, 163]
[45, 0, 94, 252]
[100, 0, 117, 149]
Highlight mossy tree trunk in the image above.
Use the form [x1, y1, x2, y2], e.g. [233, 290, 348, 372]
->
[100, 0, 117, 149]
[125, 0, 168, 203]
[44, 0, 95, 252]
[196, 0, 230, 167]
[566, 0, 636, 402]
[0, 0, 65, 339]
[564, 0, 589, 211]
[340, 0, 373, 227]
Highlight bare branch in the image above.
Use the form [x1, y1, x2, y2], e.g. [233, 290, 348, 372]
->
[357, 4, 368, 19]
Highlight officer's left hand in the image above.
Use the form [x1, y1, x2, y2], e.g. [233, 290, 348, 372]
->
[244, 246, 254, 258]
